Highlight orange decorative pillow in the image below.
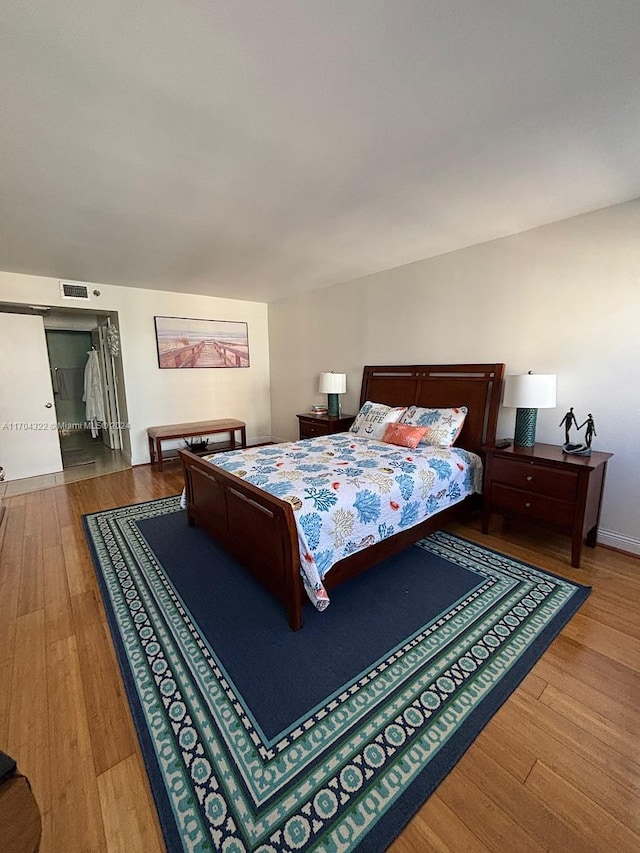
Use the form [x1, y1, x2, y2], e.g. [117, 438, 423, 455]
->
[382, 423, 428, 448]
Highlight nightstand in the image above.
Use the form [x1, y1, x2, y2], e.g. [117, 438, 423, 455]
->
[297, 413, 355, 440]
[481, 442, 613, 568]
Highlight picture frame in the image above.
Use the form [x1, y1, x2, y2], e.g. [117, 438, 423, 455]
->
[154, 316, 250, 369]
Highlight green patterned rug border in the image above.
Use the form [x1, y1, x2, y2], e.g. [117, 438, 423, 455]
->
[84, 496, 590, 852]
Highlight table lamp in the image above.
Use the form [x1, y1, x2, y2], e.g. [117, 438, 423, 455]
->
[503, 372, 557, 447]
[319, 372, 346, 417]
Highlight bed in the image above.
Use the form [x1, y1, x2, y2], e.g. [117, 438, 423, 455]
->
[179, 363, 505, 630]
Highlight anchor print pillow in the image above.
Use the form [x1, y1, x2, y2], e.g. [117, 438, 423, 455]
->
[349, 401, 406, 440]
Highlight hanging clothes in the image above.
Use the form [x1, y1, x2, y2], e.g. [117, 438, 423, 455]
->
[83, 349, 106, 437]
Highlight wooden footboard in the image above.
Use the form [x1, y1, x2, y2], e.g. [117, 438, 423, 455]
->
[179, 449, 305, 629]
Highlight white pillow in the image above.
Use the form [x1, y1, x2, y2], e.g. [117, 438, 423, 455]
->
[400, 405, 468, 447]
[349, 402, 406, 440]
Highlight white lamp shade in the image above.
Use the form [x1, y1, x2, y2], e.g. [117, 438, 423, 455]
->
[503, 373, 556, 409]
[319, 372, 346, 394]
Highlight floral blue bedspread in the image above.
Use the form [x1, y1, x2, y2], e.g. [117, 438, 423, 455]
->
[202, 434, 482, 610]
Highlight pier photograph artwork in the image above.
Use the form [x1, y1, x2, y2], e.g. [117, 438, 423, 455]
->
[154, 316, 250, 369]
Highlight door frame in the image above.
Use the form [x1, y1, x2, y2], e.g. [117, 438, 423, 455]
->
[0, 301, 131, 478]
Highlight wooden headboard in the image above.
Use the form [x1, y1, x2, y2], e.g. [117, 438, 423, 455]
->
[359, 363, 505, 455]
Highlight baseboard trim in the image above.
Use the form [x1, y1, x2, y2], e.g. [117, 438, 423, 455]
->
[251, 434, 275, 446]
[598, 529, 640, 557]
[271, 434, 291, 445]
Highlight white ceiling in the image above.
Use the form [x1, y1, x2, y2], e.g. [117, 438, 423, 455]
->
[2, 1, 640, 304]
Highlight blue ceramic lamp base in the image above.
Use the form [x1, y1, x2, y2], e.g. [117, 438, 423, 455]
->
[327, 394, 340, 417]
[514, 407, 537, 447]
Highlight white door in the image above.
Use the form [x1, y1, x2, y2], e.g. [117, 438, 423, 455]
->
[0, 313, 63, 480]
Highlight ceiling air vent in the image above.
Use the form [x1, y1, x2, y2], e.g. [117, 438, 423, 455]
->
[60, 281, 90, 301]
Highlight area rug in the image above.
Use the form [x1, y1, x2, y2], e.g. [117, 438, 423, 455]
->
[83, 496, 590, 852]
[62, 449, 96, 467]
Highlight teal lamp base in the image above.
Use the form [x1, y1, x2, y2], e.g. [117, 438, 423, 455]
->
[514, 407, 538, 447]
[327, 393, 340, 417]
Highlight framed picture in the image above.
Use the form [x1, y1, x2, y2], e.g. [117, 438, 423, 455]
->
[154, 316, 250, 369]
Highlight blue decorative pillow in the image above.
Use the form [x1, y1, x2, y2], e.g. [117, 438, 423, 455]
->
[400, 406, 468, 446]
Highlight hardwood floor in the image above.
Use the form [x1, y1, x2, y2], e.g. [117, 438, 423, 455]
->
[0, 466, 638, 852]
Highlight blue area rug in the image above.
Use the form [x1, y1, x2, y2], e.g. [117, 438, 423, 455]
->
[83, 496, 590, 852]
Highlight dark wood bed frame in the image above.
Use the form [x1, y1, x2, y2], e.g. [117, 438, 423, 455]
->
[179, 363, 505, 630]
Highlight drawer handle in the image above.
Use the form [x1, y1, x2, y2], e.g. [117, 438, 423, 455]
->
[526, 475, 533, 482]
[525, 501, 531, 508]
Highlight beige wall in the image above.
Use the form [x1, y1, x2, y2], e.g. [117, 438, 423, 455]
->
[269, 200, 640, 554]
[0, 271, 271, 465]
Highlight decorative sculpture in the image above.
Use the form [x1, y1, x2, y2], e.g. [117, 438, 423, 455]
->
[184, 437, 209, 453]
[579, 414, 596, 448]
[561, 408, 596, 456]
[559, 407, 578, 445]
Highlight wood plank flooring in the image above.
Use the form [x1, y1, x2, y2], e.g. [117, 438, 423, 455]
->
[0, 466, 638, 852]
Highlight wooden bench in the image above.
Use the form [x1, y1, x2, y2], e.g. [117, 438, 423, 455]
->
[147, 419, 247, 471]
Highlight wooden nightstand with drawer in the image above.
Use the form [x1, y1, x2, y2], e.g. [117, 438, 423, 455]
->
[481, 442, 613, 568]
[297, 413, 355, 440]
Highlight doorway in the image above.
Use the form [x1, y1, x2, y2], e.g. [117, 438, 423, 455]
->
[45, 328, 95, 468]
[44, 313, 129, 474]
[0, 302, 131, 488]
